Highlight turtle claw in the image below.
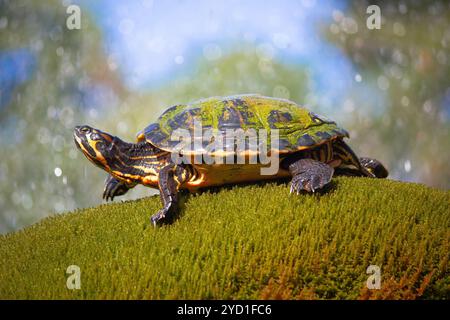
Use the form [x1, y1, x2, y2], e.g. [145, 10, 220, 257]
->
[102, 185, 114, 202]
[291, 174, 313, 193]
[103, 175, 131, 202]
[150, 207, 174, 227]
[150, 214, 162, 227]
[310, 175, 322, 193]
[103, 184, 118, 202]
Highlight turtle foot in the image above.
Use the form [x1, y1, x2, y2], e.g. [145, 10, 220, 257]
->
[150, 210, 167, 227]
[289, 159, 334, 193]
[290, 171, 329, 193]
[103, 175, 131, 201]
[150, 205, 178, 227]
[360, 157, 389, 178]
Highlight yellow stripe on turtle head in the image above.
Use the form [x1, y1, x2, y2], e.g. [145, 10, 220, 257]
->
[136, 131, 146, 143]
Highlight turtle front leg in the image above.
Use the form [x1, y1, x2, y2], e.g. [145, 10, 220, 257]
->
[103, 175, 135, 201]
[151, 164, 190, 227]
[289, 159, 334, 193]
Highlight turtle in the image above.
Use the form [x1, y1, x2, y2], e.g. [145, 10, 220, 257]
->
[74, 94, 388, 226]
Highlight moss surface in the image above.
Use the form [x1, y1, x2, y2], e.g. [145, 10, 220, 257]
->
[0, 177, 449, 299]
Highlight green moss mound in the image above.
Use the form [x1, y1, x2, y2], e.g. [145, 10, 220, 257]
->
[0, 177, 449, 299]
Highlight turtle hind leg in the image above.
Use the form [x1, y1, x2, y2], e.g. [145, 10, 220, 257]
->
[288, 158, 334, 193]
[332, 139, 377, 178]
[334, 158, 388, 178]
[360, 157, 388, 178]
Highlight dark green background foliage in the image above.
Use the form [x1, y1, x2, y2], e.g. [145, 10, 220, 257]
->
[1, 178, 448, 299]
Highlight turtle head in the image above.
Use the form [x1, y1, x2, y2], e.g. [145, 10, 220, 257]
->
[74, 125, 165, 184]
[73, 125, 117, 171]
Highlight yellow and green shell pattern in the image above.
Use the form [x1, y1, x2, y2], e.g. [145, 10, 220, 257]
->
[138, 94, 349, 154]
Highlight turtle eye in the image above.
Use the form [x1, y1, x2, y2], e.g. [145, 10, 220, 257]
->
[80, 126, 91, 134]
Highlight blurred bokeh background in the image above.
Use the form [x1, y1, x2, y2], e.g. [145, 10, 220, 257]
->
[0, 0, 449, 234]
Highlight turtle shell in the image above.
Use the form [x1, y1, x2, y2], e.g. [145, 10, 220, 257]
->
[137, 94, 349, 156]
